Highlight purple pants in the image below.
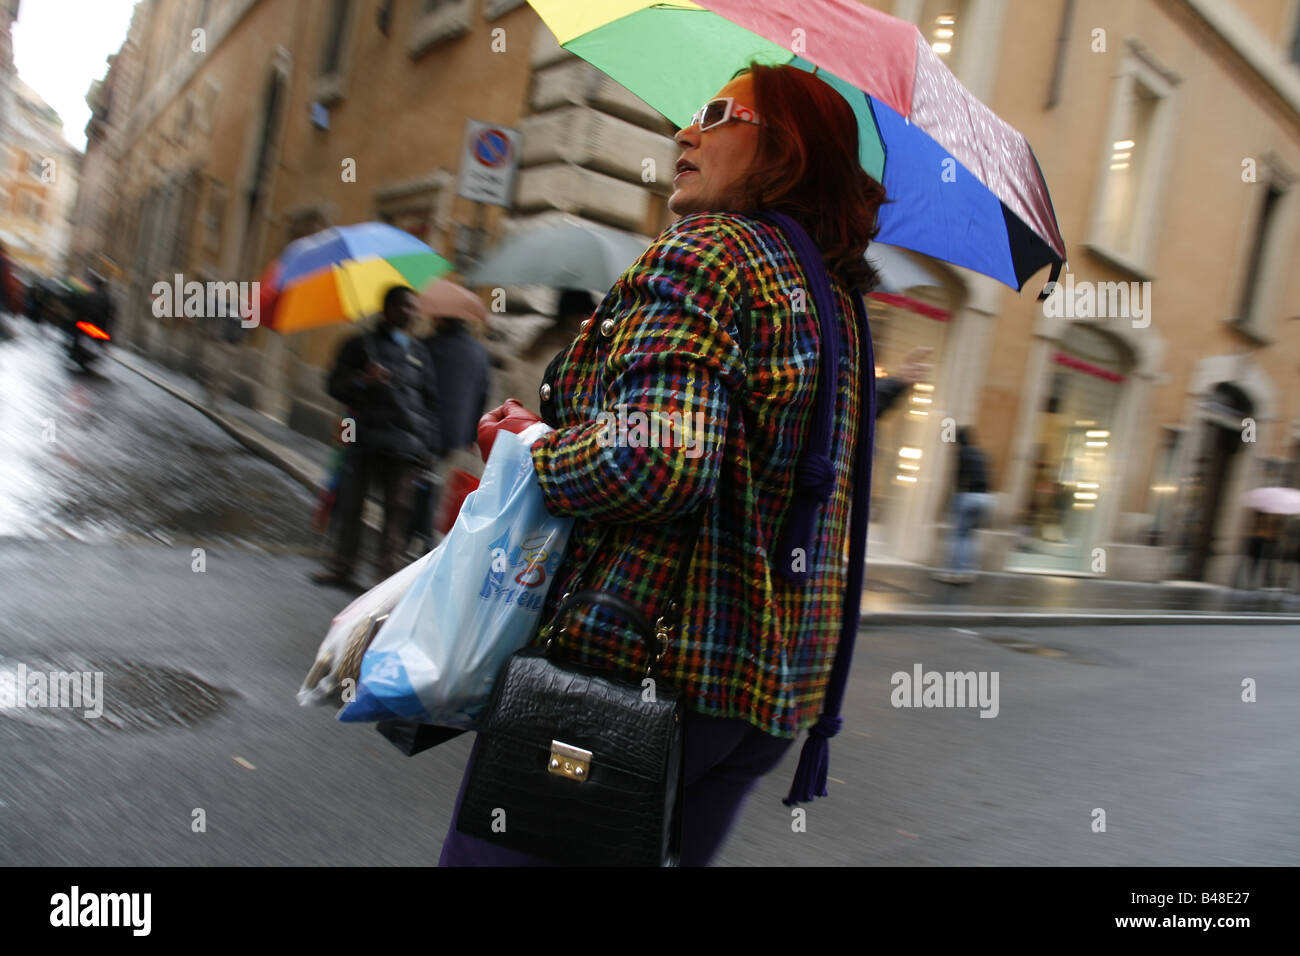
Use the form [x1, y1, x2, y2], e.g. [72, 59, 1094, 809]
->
[438, 709, 794, 867]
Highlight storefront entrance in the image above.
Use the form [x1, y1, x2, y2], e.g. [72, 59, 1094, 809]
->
[1008, 324, 1132, 573]
[866, 289, 951, 559]
[1173, 383, 1253, 581]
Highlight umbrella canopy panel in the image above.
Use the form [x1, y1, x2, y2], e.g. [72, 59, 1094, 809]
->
[466, 214, 653, 292]
[527, 0, 1066, 292]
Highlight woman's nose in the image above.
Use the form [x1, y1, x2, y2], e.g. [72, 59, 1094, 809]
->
[674, 125, 699, 149]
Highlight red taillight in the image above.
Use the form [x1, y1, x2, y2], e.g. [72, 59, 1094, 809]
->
[76, 321, 111, 341]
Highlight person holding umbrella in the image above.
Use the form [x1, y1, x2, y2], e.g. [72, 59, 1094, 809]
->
[312, 285, 441, 589]
[440, 63, 886, 867]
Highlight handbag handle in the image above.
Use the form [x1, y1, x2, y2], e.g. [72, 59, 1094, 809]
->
[537, 516, 704, 677]
[539, 588, 663, 676]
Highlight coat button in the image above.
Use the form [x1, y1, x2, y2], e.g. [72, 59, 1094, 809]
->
[540, 383, 552, 402]
[600, 318, 616, 337]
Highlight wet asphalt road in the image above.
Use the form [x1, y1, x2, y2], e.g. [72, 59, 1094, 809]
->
[1, 321, 1298, 866]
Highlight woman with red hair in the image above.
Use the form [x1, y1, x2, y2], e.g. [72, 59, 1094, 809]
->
[442, 63, 886, 866]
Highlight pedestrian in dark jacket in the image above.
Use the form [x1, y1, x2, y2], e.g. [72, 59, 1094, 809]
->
[939, 426, 994, 583]
[313, 285, 441, 587]
[405, 314, 492, 552]
[423, 316, 491, 451]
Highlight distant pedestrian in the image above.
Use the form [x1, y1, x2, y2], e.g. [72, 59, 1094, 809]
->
[938, 426, 994, 584]
[1233, 510, 1281, 590]
[312, 285, 441, 589]
[1285, 518, 1300, 593]
[405, 312, 491, 553]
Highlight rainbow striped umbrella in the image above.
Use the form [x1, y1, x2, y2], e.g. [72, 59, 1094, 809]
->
[528, 0, 1066, 293]
[261, 222, 453, 334]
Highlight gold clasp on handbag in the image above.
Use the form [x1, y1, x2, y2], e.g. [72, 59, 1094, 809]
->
[548, 740, 592, 781]
[653, 616, 672, 661]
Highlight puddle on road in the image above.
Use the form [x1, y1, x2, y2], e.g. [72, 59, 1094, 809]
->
[978, 634, 1069, 658]
[0, 655, 229, 732]
[0, 329, 320, 551]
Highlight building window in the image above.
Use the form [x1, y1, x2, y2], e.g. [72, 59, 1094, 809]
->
[200, 81, 219, 135]
[375, 191, 438, 243]
[1086, 45, 1177, 273]
[177, 97, 195, 143]
[248, 72, 285, 215]
[286, 208, 329, 247]
[316, 0, 357, 105]
[204, 182, 226, 255]
[320, 0, 353, 75]
[484, 0, 526, 19]
[1233, 177, 1291, 340]
[1290, 7, 1300, 65]
[408, 0, 472, 59]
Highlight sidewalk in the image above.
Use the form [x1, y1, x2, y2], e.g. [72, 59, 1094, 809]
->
[111, 347, 383, 530]
[861, 563, 1300, 626]
[114, 346, 1300, 628]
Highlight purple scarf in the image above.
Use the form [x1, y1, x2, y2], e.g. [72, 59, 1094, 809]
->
[756, 210, 876, 805]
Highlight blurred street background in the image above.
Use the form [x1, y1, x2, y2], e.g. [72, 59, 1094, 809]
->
[1, 0, 1299, 865]
[1, 320, 1296, 866]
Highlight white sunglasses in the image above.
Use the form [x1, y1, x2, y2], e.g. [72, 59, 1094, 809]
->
[688, 96, 763, 132]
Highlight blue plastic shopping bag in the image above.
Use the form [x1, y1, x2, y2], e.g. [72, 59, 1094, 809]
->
[337, 422, 572, 726]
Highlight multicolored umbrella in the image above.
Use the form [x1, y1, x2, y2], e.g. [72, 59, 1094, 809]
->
[527, 0, 1066, 293]
[261, 222, 453, 334]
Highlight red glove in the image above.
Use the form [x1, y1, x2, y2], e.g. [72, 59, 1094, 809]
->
[477, 399, 542, 461]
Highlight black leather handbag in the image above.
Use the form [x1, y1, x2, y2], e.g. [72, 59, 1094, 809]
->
[455, 522, 701, 866]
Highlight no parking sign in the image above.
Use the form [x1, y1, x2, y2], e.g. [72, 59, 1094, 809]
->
[457, 120, 522, 207]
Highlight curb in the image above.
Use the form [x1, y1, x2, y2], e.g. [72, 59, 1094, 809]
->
[112, 351, 324, 493]
[860, 611, 1300, 627]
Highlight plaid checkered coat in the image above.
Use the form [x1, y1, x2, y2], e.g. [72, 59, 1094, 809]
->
[529, 212, 865, 738]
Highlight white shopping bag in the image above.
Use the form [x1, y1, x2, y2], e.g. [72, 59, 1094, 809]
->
[297, 550, 435, 707]
[336, 422, 572, 727]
